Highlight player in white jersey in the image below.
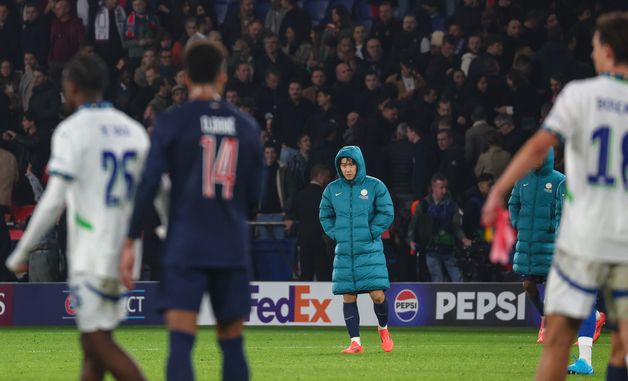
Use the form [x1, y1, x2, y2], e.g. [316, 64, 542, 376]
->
[5, 56, 148, 381]
[483, 12, 628, 381]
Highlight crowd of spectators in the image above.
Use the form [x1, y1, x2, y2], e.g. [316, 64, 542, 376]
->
[1, 0, 627, 282]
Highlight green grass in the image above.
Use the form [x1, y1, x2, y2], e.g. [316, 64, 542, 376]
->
[0, 326, 611, 380]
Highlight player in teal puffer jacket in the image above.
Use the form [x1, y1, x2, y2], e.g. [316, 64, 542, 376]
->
[509, 147, 566, 342]
[319, 146, 395, 354]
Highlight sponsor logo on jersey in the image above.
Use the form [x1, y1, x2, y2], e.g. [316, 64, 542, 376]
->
[394, 289, 419, 322]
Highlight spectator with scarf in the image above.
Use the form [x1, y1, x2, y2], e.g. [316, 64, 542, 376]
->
[124, 0, 160, 68]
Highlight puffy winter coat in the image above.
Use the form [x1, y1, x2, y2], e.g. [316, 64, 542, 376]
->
[319, 146, 394, 295]
[509, 148, 566, 276]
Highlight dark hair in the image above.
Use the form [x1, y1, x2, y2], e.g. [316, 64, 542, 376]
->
[471, 105, 486, 122]
[183, 41, 224, 84]
[265, 67, 281, 78]
[62, 55, 108, 96]
[486, 129, 502, 147]
[310, 164, 329, 179]
[264, 142, 278, 151]
[477, 173, 494, 183]
[596, 12, 628, 65]
[431, 173, 447, 183]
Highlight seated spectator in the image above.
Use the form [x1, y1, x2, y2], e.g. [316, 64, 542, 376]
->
[147, 77, 172, 114]
[227, 62, 257, 98]
[254, 33, 294, 89]
[166, 84, 187, 111]
[134, 48, 157, 87]
[474, 129, 511, 179]
[302, 66, 326, 103]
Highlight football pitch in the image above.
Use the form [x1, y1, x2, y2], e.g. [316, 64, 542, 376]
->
[0, 326, 611, 380]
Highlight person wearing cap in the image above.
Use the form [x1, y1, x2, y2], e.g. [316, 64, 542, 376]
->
[319, 145, 394, 354]
[385, 53, 426, 100]
[166, 84, 187, 111]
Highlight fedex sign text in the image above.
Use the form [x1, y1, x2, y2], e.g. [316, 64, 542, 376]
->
[251, 285, 332, 324]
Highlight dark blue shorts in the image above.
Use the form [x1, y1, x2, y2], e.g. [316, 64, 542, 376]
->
[157, 266, 251, 322]
[519, 274, 547, 284]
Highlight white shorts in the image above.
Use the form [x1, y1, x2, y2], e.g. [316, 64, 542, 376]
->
[545, 249, 628, 323]
[69, 274, 128, 333]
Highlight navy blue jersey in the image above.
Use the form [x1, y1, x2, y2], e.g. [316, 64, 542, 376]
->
[128, 100, 264, 268]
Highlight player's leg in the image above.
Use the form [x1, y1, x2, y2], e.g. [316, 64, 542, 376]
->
[369, 290, 393, 352]
[165, 310, 197, 381]
[537, 250, 599, 381]
[208, 268, 251, 380]
[606, 330, 628, 380]
[568, 302, 596, 375]
[80, 349, 105, 381]
[522, 278, 544, 317]
[342, 293, 362, 353]
[535, 314, 581, 381]
[158, 266, 207, 381]
[522, 277, 546, 343]
[80, 331, 146, 381]
[216, 319, 248, 381]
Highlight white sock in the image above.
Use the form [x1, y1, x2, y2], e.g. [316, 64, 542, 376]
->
[351, 337, 361, 346]
[578, 337, 593, 365]
[596, 310, 601, 320]
[378, 325, 388, 331]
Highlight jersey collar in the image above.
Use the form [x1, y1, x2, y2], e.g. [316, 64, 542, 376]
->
[601, 72, 628, 84]
[78, 101, 113, 110]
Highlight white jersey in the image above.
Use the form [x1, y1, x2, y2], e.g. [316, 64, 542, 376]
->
[544, 75, 628, 263]
[48, 104, 149, 277]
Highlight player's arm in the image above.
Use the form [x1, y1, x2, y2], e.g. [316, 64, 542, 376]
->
[122, 116, 170, 288]
[369, 181, 394, 240]
[482, 130, 559, 226]
[5, 176, 68, 273]
[507, 182, 521, 229]
[319, 186, 337, 240]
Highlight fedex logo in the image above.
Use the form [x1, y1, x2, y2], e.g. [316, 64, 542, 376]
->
[250, 285, 332, 324]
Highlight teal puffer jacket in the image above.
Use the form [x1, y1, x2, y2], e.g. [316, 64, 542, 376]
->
[319, 146, 394, 295]
[508, 148, 566, 276]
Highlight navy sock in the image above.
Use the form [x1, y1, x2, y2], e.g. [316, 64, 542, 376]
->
[606, 364, 628, 381]
[578, 305, 596, 338]
[167, 330, 195, 381]
[343, 302, 360, 338]
[219, 336, 249, 381]
[373, 300, 389, 328]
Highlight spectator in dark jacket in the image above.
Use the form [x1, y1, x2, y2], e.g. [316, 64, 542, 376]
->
[305, 86, 342, 144]
[255, 67, 281, 122]
[28, 66, 60, 132]
[495, 113, 528, 156]
[408, 173, 472, 282]
[425, 36, 461, 89]
[273, 80, 314, 161]
[21, 3, 49, 67]
[254, 33, 294, 90]
[286, 133, 312, 190]
[384, 123, 414, 200]
[221, 0, 255, 47]
[331, 62, 359, 116]
[1, 112, 50, 179]
[464, 105, 494, 166]
[227, 62, 257, 98]
[354, 71, 382, 117]
[279, 0, 311, 48]
[49, 0, 86, 65]
[370, 2, 402, 59]
[436, 128, 468, 201]
[468, 34, 503, 80]
[0, 3, 19, 65]
[462, 173, 493, 239]
[286, 164, 332, 281]
[407, 122, 430, 199]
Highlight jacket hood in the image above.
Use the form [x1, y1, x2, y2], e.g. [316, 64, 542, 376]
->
[335, 145, 366, 184]
[536, 147, 554, 176]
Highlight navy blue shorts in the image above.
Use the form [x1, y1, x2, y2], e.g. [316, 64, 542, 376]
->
[519, 274, 547, 284]
[157, 266, 251, 322]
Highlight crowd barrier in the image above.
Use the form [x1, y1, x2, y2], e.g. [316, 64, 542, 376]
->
[0, 282, 542, 328]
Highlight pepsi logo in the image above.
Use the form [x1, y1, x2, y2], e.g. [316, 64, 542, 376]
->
[394, 289, 419, 323]
[64, 294, 77, 316]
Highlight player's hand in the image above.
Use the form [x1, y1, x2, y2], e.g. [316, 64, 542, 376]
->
[283, 219, 294, 231]
[481, 189, 505, 227]
[462, 238, 472, 248]
[5, 251, 28, 275]
[120, 239, 135, 290]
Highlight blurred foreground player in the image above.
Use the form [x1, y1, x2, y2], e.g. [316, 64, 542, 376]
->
[483, 12, 628, 381]
[319, 146, 395, 354]
[6, 55, 149, 381]
[121, 41, 264, 381]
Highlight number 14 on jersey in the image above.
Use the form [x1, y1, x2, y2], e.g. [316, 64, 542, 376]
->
[200, 135, 239, 200]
